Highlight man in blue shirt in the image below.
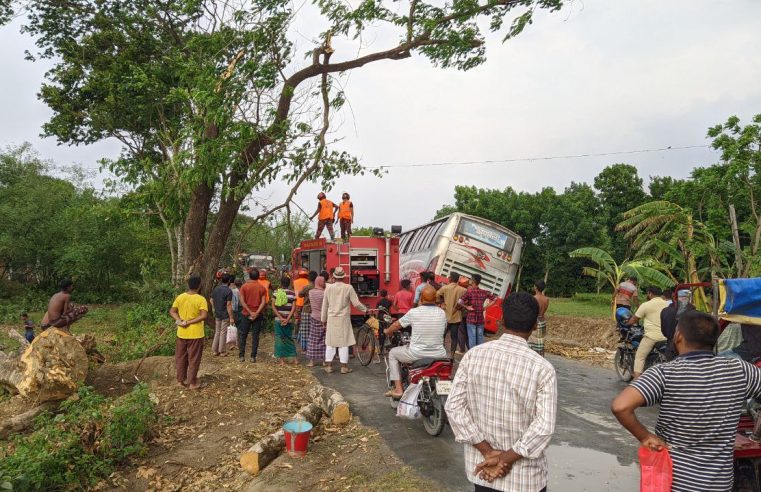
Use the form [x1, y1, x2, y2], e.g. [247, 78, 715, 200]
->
[414, 271, 434, 306]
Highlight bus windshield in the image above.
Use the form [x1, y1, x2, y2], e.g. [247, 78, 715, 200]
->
[457, 218, 516, 252]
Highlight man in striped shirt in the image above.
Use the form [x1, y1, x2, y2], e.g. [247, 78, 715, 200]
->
[612, 310, 761, 492]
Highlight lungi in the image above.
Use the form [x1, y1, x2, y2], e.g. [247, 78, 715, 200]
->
[296, 314, 310, 352]
[528, 319, 547, 357]
[307, 317, 326, 361]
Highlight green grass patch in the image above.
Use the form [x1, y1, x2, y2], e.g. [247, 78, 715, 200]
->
[0, 384, 156, 491]
[547, 293, 613, 319]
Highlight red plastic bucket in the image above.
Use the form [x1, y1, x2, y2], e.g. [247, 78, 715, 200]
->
[283, 420, 313, 458]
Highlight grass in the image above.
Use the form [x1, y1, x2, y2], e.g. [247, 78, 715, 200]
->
[547, 293, 613, 319]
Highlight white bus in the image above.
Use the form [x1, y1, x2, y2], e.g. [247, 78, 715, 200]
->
[398, 213, 523, 332]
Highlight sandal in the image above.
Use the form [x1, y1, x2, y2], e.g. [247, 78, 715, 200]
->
[324, 365, 334, 374]
[340, 367, 353, 374]
[384, 390, 403, 398]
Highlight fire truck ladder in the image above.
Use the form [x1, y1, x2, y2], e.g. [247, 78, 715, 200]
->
[337, 242, 351, 273]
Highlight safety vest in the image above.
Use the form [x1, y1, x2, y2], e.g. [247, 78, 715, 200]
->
[338, 201, 353, 220]
[318, 199, 334, 220]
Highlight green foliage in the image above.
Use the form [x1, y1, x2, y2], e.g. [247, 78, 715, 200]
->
[110, 301, 176, 362]
[547, 295, 612, 319]
[0, 384, 156, 491]
[593, 163, 647, 261]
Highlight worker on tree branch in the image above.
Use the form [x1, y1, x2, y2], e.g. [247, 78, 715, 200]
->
[338, 192, 354, 242]
[311, 192, 336, 241]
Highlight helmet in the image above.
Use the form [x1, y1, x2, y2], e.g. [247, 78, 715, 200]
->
[615, 307, 634, 325]
[458, 276, 470, 287]
[298, 268, 308, 278]
[317, 192, 326, 199]
[342, 192, 350, 199]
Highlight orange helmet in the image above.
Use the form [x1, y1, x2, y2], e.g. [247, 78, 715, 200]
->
[458, 276, 470, 287]
[298, 268, 309, 278]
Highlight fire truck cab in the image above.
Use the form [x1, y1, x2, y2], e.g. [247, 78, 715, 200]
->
[291, 233, 401, 321]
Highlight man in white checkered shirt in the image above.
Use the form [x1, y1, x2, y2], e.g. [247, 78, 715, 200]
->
[446, 292, 557, 492]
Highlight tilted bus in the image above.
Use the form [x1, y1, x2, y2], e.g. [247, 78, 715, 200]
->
[399, 213, 523, 333]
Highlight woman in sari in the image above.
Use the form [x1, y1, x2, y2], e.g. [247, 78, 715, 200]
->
[306, 276, 327, 367]
[272, 275, 298, 364]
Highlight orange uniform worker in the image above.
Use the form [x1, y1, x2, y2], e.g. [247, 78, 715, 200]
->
[311, 192, 336, 241]
[258, 269, 271, 303]
[338, 193, 354, 241]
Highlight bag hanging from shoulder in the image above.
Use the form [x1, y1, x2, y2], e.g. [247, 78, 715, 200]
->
[274, 289, 288, 307]
[639, 446, 672, 492]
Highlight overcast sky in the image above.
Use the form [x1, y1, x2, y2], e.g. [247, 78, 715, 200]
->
[1, 0, 760, 231]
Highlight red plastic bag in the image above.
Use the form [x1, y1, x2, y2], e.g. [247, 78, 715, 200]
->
[639, 446, 673, 492]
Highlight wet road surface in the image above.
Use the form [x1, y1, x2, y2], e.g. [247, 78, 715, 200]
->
[312, 353, 658, 491]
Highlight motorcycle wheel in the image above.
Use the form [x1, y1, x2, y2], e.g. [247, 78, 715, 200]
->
[355, 325, 375, 367]
[614, 348, 633, 382]
[422, 395, 446, 437]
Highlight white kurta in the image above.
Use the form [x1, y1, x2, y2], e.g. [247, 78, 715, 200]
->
[321, 281, 366, 347]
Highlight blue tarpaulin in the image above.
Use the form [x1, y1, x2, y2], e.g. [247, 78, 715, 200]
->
[720, 278, 761, 323]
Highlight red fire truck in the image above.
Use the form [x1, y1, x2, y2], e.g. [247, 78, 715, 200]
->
[291, 229, 401, 321]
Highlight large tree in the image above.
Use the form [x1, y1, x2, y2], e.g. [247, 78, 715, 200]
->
[13, 0, 564, 294]
[593, 163, 647, 261]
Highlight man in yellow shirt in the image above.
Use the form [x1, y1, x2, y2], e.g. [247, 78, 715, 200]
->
[170, 276, 208, 390]
[627, 286, 669, 379]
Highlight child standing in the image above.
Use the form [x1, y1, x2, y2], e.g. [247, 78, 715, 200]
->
[21, 313, 35, 343]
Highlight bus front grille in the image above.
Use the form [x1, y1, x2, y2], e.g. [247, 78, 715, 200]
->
[441, 258, 504, 296]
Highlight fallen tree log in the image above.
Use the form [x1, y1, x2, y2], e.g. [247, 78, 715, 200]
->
[0, 400, 60, 439]
[7, 328, 30, 348]
[308, 385, 351, 425]
[239, 402, 323, 476]
[0, 328, 88, 402]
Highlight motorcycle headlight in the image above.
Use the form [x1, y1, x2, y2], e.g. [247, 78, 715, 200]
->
[383, 314, 393, 324]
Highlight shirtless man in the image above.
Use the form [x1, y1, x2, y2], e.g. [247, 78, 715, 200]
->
[529, 280, 550, 356]
[41, 279, 88, 333]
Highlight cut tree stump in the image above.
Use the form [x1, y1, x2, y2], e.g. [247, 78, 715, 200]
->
[308, 385, 351, 425]
[239, 401, 323, 476]
[0, 328, 88, 402]
[0, 400, 60, 439]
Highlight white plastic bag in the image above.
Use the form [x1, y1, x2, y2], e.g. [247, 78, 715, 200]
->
[226, 324, 238, 344]
[396, 383, 422, 419]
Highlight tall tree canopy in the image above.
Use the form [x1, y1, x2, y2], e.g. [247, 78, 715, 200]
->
[11, 0, 564, 293]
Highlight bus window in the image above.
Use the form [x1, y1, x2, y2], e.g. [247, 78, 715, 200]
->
[400, 232, 413, 253]
[410, 226, 429, 252]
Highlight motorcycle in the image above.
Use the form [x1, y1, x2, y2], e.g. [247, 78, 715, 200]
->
[613, 306, 666, 382]
[383, 329, 453, 436]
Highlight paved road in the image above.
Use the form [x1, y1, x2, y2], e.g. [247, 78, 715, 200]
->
[312, 353, 658, 492]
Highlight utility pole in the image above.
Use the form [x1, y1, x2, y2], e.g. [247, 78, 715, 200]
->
[729, 204, 744, 276]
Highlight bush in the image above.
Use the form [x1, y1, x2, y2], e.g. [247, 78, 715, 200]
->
[571, 292, 612, 305]
[0, 384, 156, 491]
[109, 301, 175, 363]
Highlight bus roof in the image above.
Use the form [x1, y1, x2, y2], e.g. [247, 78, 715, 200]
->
[402, 212, 521, 238]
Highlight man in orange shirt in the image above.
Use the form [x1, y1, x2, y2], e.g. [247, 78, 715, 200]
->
[310, 192, 336, 240]
[258, 269, 271, 303]
[338, 192, 354, 241]
[239, 270, 268, 363]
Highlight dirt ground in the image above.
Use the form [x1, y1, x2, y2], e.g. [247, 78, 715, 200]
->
[45, 333, 434, 492]
[543, 315, 617, 366]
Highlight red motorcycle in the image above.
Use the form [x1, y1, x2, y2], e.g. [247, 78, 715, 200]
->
[384, 329, 454, 436]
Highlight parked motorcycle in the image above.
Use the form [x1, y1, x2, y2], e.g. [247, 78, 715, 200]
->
[383, 330, 453, 436]
[613, 307, 666, 382]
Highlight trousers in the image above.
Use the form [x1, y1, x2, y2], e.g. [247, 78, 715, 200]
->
[467, 323, 485, 347]
[315, 219, 335, 240]
[634, 335, 662, 373]
[175, 337, 204, 386]
[212, 319, 229, 354]
[239, 315, 264, 359]
[388, 345, 417, 381]
[325, 345, 349, 364]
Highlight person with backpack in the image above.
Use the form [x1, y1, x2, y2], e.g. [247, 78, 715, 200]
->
[272, 275, 298, 364]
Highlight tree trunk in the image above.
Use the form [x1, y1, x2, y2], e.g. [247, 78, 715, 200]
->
[0, 400, 60, 439]
[197, 193, 245, 296]
[175, 225, 185, 286]
[239, 401, 323, 476]
[0, 328, 89, 402]
[184, 180, 214, 277]
[308, 385, 351, 425]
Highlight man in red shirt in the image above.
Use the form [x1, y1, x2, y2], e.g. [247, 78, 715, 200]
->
[239, 269, 268, 362]
[392, 279, 414, 315]
[458, 273, 496, 348]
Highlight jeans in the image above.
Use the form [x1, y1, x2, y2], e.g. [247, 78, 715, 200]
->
[467, 323, 485, 348]
[239, 315, 264, 359]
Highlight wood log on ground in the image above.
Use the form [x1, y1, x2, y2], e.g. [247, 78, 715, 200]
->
[76, 334, 105, 364]
[0, 328, 88, 402]
[0, 400, 60, 439]
[6, 328, 30, 348]
[239, 402, 323, 476]
[308, 385, 351, 425]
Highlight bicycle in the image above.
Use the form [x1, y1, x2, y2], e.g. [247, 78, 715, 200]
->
[354, 308, 394, 366]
